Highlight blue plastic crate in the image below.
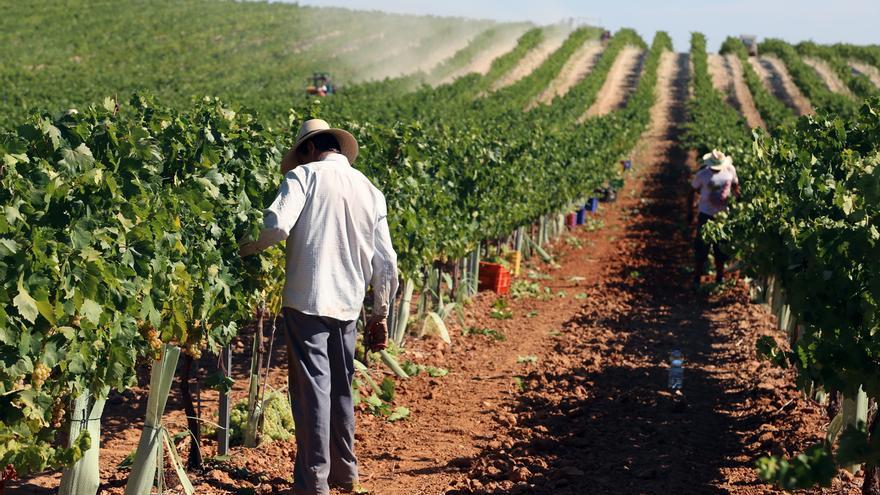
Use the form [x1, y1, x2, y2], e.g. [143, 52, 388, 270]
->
[586, 198, 599, 213]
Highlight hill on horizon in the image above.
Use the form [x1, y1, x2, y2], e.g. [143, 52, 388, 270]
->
[0, 0, 533, 126]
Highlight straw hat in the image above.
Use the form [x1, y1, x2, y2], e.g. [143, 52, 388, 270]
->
[702, 149, 732, 172]
[281, 119, 359, 170]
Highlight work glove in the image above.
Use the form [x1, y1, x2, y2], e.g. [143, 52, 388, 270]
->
[365, 317, 388, 353]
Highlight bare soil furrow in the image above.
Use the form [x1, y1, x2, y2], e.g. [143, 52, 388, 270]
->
[803, 56, 853, 97]
[708, 53, 733, 95]
[708, 54, 765, 129]
[726, 54, 766, 129]
[850, 60, 880, 88]
[439, 26, 531, 85]
[750, 55, 813, 116]
[530, 40, 603, 107]
[492, 29, 569, 91]
[581, 46, 644, 120]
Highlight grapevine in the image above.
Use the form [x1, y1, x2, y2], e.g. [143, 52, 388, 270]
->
[0, 27, 674, 478]
[689, 28, 880, 491]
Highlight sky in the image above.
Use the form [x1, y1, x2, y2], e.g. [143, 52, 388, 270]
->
[291, 0, 878, 52]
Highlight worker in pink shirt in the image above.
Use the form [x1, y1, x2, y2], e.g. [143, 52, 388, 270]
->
[690, 150, 740, 288]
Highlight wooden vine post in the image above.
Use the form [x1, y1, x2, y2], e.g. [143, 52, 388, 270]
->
[450, 258, 461, 301]
[244, 304, 269, 448]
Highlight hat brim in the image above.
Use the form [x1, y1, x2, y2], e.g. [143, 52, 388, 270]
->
[281, 128, 359, 170]
[705, 156, 732, 172]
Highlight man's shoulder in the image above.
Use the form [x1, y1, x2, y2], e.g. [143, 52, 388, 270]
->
[283, 164, 313, 182]
[342, 165, 384, 194]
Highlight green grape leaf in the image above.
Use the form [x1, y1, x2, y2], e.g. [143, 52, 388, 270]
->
[203, 371, 235, 393]
[0, 238, 19, 255]
[79, 299, 103, 325]
[0, 325, 15, 346]
[35, 298, 57, 326]
[41, 341, 61, 368]
[13, 277, 39, 323]
[387, 406, 410, 422]
[363, 394, 383, 409]
[378, 377, 395, 402]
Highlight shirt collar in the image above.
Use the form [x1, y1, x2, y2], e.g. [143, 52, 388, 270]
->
[320, 152, 349, 164]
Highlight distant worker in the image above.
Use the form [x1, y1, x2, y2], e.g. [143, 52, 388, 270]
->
[240, 119, 398, 495]
[317, 83, 328, 97]
[689, 149, 739, 288]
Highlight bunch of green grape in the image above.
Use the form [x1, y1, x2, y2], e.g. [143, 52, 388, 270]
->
[226, 389, 295, 446]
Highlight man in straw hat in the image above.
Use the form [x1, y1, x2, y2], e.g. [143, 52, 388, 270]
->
[240, 119, 398, 495]
[689, 149, 740, 288]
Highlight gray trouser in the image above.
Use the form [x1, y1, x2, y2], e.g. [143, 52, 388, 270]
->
[282, 308, 358, 495]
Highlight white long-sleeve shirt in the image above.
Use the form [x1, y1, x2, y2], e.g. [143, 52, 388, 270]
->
[239, 153, 398, 321]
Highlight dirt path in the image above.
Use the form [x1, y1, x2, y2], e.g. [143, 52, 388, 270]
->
[492, 29, 569, 91]
[850, 60, 880, 88]
[727, 54, 766, 129]
[530, 40, 603, 107]
[708, 54, 766, 129]
[708, 53, 734, 94]
[581, 46, 645, 121]
[803, 56, 854, 97]
[440, 51, 853, 495]
[439, 26, 530, 85]
[749, 55, 813, 116]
